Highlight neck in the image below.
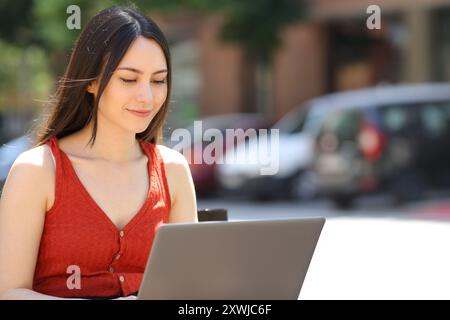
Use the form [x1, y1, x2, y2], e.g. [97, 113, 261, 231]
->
[74, 120, 143, 164]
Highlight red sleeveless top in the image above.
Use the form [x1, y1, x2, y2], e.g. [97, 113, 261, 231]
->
[32, 136, 171, 298]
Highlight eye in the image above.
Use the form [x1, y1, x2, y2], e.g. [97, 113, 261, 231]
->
[120, 78, 136, 84]
[152, 79, 167, 85]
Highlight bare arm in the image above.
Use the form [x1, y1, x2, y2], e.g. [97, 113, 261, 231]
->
[0, 146, 80, 300]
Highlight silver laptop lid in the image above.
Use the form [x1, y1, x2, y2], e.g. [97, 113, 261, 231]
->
[138, 218, 325, 300]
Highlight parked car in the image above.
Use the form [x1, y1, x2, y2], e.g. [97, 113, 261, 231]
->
[312, 83, 450, 208]
[216, 99, 332, 200]
[165, 113, 268, 197]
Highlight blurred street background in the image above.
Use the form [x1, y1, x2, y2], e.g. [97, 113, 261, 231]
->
[2, 0, 450, 299]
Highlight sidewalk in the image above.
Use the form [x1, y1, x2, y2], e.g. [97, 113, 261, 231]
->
[300, 217, 450, 299]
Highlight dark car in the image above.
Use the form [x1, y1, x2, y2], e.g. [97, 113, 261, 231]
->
[312, 83, 450, 208]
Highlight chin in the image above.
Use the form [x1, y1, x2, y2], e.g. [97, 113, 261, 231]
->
[135, 124, 151, 134]
[121, 117, 154, 135]
[120, 123, 148, 135]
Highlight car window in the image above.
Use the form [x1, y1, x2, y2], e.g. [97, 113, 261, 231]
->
[382, 106, 409, 133]
[302, 105, 329, 136]
[445, 103, 450, 118]
[379, 101, 450, 135]
[420, 104, 447, 137]
[321, 110, 361, 140]
[273, 105, 309, 134]
[289, 111, 308, 134]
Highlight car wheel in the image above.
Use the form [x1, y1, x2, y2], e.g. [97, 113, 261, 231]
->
[291, 171, 318, 201]
[390, 172, 427, 205]
[332, 195, 354, 210]
[249, 190, 274, 202]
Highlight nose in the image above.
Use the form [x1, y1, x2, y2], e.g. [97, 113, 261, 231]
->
[135, 83, 153, 106]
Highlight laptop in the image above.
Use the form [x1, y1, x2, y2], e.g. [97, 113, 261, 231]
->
[137, 217, 325, 300]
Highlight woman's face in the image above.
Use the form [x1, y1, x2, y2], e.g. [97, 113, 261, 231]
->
[88, 36, 168, 134]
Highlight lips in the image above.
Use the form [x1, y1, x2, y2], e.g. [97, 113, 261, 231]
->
[126, 108, 152, 118]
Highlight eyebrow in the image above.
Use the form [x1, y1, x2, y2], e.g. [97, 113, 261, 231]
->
[116, 67, 168, 75]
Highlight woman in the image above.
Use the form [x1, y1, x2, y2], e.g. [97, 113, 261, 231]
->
[0, 5, 197, 300]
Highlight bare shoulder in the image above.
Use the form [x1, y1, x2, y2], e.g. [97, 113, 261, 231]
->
[155, 144, 191, 186]
[156, 144, 189, 166]
[3, 144, 55, 207]
[11, 144, 55, 176]
[155, 145, 197, 223]
[155, 144, 194, 207]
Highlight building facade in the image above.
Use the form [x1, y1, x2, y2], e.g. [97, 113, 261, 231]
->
[197, 0, 450, 123]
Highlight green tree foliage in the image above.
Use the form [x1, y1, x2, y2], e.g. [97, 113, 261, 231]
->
[211, 0, 306, 62]
[0, 0, 36, 46]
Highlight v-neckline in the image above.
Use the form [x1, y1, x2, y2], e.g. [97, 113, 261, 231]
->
[53, 137, 153, 233]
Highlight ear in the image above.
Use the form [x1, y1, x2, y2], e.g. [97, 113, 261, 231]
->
[86, 80, 99, 95]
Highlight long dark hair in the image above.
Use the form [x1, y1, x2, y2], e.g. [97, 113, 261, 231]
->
[32, 5, 172, 147]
